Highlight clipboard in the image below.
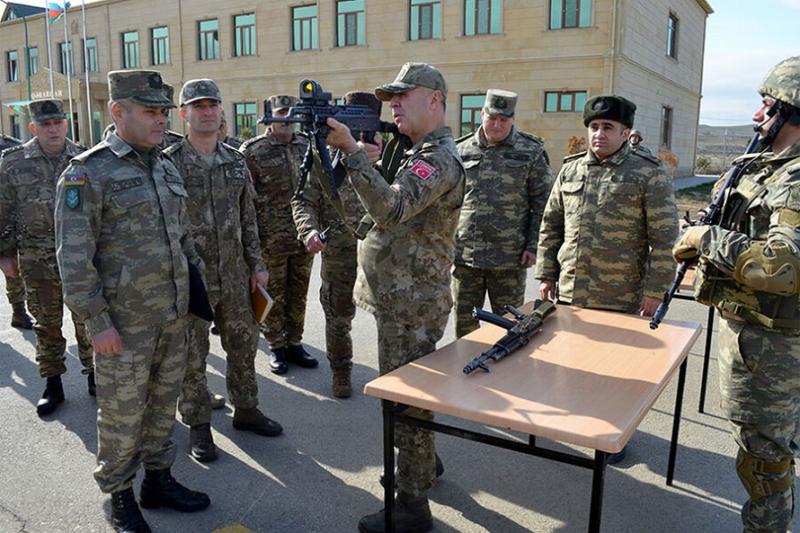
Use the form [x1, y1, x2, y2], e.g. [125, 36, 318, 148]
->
[252, 284, 274, 325]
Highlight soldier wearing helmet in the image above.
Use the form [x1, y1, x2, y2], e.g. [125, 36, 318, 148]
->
[673, 56, 800, 532]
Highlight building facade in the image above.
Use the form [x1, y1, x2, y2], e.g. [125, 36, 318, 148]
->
[1, 0, 712, 173]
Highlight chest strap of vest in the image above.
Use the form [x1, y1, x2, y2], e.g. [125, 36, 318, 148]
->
[718, 299, 800, 330]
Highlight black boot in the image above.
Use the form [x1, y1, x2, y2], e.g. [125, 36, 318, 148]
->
[110, 487, 151, 533]
[268, 347, 288, 375]
[380, 453, 444, 488]
[189, 423, 218, 463]
[287, 344, 319, 368]
[139, 468, 210, 513]
[10, 302, 33, 329]
[358, 492, 433, 533]
[232, 407, 283, 436]
[87, 371, 96, 397]
[36, 376, 65, 416]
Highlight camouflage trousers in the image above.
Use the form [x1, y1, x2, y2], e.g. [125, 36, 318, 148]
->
[718, 318, 800, 533]
[262, 252, 313, 350]
[179, 283, 260, 426]
[452, 264, 527, 338]
[376, 313, 446, 498]
[94, 316, 188, 494]
[320, 233, 357, 370]
[5, 272, 26, 305]
[26, 278, 93, 378]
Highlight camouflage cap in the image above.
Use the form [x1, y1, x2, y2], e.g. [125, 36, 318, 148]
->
[108, 69, 175, 108]
[162, 83, 175, 102]
[375, 62, 447, 102]
[483, 89, 517, 118]
[583, 95, 636, 128]
[344, 91, 382, 116]
[269, 95, 297, 111]
[759, 56, 800, 109]
[28, 99, 66, 122]
[180, 78, 222, 106]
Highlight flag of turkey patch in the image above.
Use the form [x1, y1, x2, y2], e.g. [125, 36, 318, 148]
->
[409, 160, 436, 181]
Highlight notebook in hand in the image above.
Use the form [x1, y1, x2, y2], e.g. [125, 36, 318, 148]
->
[252, 284, 274, 324]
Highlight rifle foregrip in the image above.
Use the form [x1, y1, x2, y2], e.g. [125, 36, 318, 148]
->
[472, 308, 515, 330]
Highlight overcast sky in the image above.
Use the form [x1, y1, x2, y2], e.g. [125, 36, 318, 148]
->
[4, 1, 798, 127]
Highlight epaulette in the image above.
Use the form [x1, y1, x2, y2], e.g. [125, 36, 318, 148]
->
[72, 142, 109, 163]
[517, 131, 544, 145]
[454, 131, 474, 144]
[162, 142, 182, 157]
[164, 130, 184, 140]
[632, 150, 661, 165]
[221, 142, 245, 159]
[239, 134, 267, 152]
[563, 151, 586, 163]
[1, 144, 24, 156]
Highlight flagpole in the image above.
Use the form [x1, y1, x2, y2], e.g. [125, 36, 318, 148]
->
[80, 0, 92, 144]
[62, 2, 76, 141]
[44, 1, 54, 94]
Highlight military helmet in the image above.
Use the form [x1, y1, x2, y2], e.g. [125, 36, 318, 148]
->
[759, 56, 800, 109]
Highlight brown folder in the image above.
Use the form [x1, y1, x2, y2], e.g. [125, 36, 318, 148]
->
[251, 284, 274, 325]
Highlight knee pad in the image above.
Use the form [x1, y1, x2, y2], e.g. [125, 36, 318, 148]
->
[736, 448, 795, 500]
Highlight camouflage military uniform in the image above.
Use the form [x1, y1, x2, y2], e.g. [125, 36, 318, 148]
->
[0, 137, 93, 376]
[454, 125, 554, 337]
[55, 124, 203, 493]
[221, 135, 244, 150]
[344, 126, 464, 497]
[0, 135, 27, 311]
[166, 138, 265, 426]
[535, 144, 678, 313]
[242, 131, 313, 350]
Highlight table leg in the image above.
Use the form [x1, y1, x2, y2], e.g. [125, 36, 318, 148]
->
[667, 358, 688, 486]
[382, 400, 396, 533]
[698, 306, 715, 414]
[588, 450, 608, 533]
[529, 435, 536, 447]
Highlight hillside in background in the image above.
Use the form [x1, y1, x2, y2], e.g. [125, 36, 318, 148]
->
[695, 124, 756, 173]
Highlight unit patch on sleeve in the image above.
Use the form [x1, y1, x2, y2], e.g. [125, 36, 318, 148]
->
[409, 160, 437, 181]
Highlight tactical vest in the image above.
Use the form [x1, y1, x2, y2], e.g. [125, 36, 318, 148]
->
[694, 158, 800, 330]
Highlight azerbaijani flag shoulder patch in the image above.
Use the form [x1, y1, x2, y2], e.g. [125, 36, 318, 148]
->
[63, 173, 86, 187]
[408, 160, 437, 181]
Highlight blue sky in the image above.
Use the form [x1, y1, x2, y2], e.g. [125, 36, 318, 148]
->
[700, 1, 800, 126]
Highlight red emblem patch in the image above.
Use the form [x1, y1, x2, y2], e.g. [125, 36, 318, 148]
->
[409, 160, 436, 181]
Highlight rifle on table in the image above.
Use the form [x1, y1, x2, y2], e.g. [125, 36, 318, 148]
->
[649, 132, 763, 329]
[463, 300, 556, 375]
[259, 79, 397, 200]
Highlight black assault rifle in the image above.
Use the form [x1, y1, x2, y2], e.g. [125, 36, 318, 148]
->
[259, 80, 397, 199]
[649, 132, 763, 329]
[463, 300, 557, 375]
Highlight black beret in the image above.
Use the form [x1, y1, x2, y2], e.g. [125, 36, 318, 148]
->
[583, 95, 636, 128]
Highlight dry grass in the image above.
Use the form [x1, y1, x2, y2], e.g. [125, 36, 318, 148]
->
[675, 182, 714, 221]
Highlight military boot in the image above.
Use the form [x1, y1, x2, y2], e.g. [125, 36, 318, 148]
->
[287, 344, 318, 368]
[209, 392, 225, 410]
[110, 487, 151, 533]
[86, 370, 96, 397]
[380, 454, 444, 488]
[358, 491, 433, 533]
[36, 376, 65, 416]
[268, 347, 288, 375]
[232, 407, 283, 436]
[10, 302, 33, 330]
[332, 367, 352, 398]
[189, 423, 217, 463]
[139, 468, 210, 513]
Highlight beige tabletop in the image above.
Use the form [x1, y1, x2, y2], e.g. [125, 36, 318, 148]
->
[364, 305, 701, 453]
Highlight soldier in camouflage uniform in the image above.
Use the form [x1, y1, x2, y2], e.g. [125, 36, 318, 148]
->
[55, 70, 210, 532]
[673, 56, 800, 533]
[168, 79, 280, 464]
[0, 99, 94, 417]
[242, 95, 318, 375]
[453, 89, 554, 338]
[0, 133, 34, 330]
[629, 128, 653, 156]
[326, 62, 465, 533]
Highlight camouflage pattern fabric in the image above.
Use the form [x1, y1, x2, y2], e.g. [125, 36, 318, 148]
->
[535, 144, 678, 314]
[691, 140, 800, 531]
[26, 278, 92, 377]
[343, 125, 464, 498]
[164, 139, 264, 425]
[0, 134, 21, 152]
[241, 131, 309, 256]
[5, 272, 25, 305]
[55, 131, 203, 493]
[759, 56, 800, 108]
[221, 135, 244, 150]
[455, 125, 554, 268]
[452, 265, 526, 338]
[261, 252, 314, 349]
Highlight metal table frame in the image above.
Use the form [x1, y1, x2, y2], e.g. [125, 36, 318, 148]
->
[380, 358, 689, 533]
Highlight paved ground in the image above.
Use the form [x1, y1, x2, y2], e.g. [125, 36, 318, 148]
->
[0, 263, 795, 533]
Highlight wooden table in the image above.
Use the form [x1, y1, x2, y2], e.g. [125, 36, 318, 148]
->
[676, 268, 717, 413]
[364, 304, 701, 533]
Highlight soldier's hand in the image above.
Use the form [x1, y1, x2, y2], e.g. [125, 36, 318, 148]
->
[0, 257, 19, 277]
[520, 251, 536, 268]
[251, 270, 269, 293]
[93, 327, 123, 355]
[639, 296, 661, 317]
[672, 226, 709, 263]
[359, 139, 382, 164]
[325, 118, 359, 154]
[539, 280, 557, 302]
[305, 231, 326, 254]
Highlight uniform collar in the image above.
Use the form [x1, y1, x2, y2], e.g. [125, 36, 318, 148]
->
[23, 137, 69, 160]
[585, 143, 631, 166]
[181, 137, 236, 165]
[105, 131, 136, 159]
[266, 131, 302, 146]
[476, 125, 517, 149]
[406, 126, 452, 155]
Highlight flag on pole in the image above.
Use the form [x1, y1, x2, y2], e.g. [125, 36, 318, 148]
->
[48, 2, 70, 23]
[3, 101, 32, 113]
